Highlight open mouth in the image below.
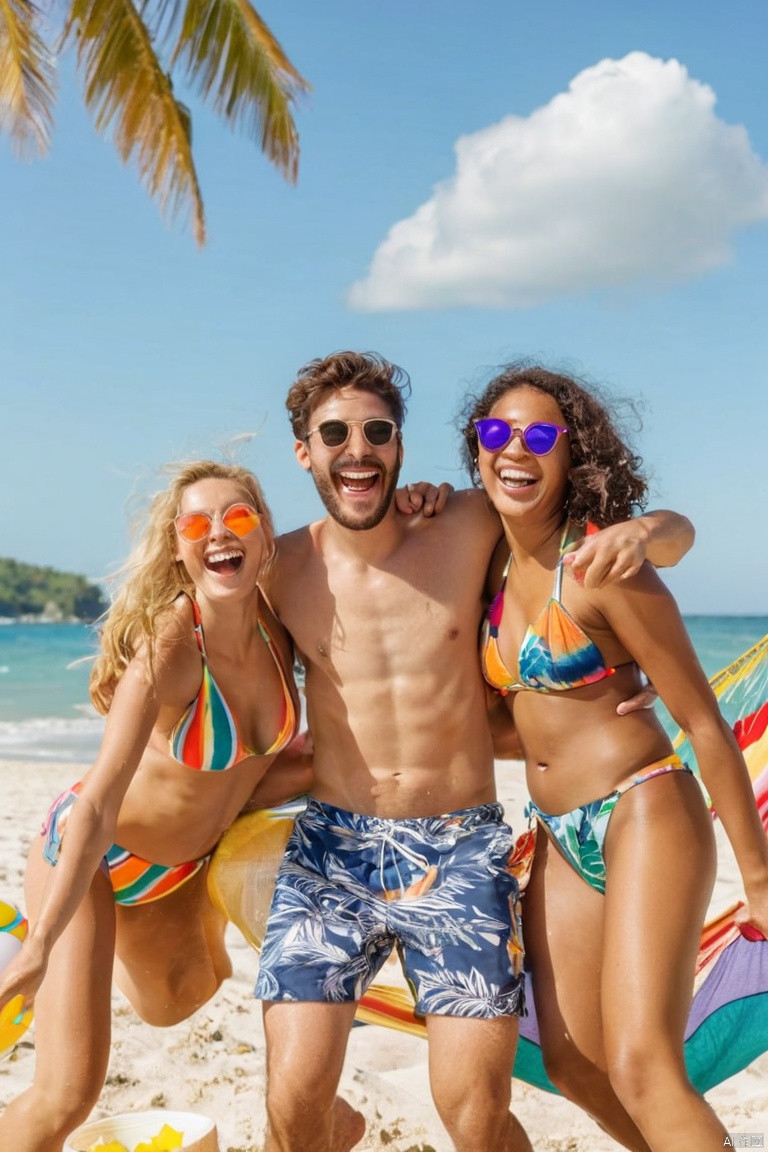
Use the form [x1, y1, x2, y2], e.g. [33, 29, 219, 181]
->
[499, 469, 537, 491]
[335, 468, 381, 495]
[204, 549, 244, 576]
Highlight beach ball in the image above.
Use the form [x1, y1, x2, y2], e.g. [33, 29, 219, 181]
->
[207, 810, 294, 949]
[0, 900, 34, 1058]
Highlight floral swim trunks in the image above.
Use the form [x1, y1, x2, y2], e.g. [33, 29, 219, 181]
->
[255, 798, 526, 1018]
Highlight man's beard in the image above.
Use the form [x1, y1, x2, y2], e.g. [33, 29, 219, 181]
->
[311, 456, 402, 531]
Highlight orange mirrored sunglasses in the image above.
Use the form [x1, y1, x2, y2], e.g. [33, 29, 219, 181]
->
[174, 502, 261, 542]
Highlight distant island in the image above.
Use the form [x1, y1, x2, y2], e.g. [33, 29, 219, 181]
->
[0, 558, 107, 622]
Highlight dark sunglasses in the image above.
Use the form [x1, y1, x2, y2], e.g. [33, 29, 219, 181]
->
[306, 418, 399, 448]
[473, 419, 568, 456]
[175, 503, 261, 542]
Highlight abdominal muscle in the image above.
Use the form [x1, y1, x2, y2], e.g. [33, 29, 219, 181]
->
[512, 664, 676, 816]
[307, 665, 497, 819]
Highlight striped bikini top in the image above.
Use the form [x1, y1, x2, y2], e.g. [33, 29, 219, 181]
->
[481, 521, 618, 694]
[170, 597, 297, 770]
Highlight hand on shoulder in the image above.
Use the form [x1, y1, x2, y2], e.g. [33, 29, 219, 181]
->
[562, 519, 652, 588]
[394, 480, 455, 517]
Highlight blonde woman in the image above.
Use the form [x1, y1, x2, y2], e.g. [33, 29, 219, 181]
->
[0, 461, 360, 1152]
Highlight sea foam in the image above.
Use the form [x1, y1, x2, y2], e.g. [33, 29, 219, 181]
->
[0, 716, 105, 763]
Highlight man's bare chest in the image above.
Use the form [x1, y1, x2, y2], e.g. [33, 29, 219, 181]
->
[285, 568, 483, 670]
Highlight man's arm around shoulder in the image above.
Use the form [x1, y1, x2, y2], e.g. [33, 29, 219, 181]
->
[634, 509, 695, 568]
[563, 509, 694, 589]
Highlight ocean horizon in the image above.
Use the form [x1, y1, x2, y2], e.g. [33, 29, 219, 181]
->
[0, 616, 766, 763]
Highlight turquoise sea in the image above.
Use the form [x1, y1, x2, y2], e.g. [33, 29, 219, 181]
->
[0, 622, 102, 762]
[0, 617, 767, 762]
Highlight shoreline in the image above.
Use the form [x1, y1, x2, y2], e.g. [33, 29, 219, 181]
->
[0, 758, 766, 1149]
[0, 618, 98, 626]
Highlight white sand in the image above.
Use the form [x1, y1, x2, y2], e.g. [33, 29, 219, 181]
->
[0, 759, 766, 1150]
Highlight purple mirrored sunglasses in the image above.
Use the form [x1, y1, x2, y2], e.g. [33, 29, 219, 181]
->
[473, 419, 568, 456]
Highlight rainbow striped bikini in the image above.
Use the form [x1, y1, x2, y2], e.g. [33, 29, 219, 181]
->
[41, 783, 207, 905]
[169, 596, 296, 770]
[42, 597, 297, 905]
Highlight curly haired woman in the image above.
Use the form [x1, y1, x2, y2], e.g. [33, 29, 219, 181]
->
[462, 364, 768, 1151]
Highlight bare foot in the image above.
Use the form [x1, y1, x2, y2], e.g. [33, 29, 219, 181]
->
[331, 1095, 366, 1152]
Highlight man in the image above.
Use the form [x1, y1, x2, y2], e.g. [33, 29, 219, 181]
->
[258, 351, 693, 1152]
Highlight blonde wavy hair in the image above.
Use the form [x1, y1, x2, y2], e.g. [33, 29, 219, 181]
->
[90, 460, 275, 714]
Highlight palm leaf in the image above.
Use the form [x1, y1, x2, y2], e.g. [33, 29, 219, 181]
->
[66, 0, 207, 243]
[171, 0, 309, 182]
[0, 0, 56, 156]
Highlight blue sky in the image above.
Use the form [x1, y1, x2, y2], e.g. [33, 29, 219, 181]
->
[1, 0, 766, 613]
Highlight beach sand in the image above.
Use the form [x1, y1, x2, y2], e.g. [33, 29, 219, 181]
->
[1, 758, 766, 1150]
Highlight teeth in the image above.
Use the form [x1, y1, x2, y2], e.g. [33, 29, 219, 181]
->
[207, 550, 241, 563]
[499, 470, 535, 488]
[340, 470, 378, 480]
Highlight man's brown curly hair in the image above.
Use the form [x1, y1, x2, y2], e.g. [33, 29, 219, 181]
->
[286, 351, 411, 441]
[459, 363, 648, 526]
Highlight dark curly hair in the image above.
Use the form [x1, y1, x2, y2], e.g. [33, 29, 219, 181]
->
[459, 362, 648, 526]
[286, 351, 411, 441]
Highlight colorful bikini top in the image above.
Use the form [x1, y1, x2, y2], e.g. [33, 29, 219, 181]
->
[481, 521, 617, 694]
[169, 597, 297, 770]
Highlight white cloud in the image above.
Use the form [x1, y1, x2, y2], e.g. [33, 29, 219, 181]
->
[348, 52, 768, 311]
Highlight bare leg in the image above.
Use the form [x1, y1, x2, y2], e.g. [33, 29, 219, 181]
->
[0, 852, 238, 1150]
[261, 1000, 363, 1152]
[426, 1014, 532, 1152]
[601, 770, 728, 1149]
[526, 770, 730, 1151]
[113, 863, 232, 1025]
[329, 1096, 366, 1152]
[524, 830, 650, 1150]
[0, 840, 116, 1152]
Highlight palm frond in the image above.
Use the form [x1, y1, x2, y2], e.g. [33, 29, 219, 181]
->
[66, 0, 206, 243]
[171, 0, 309, 182]
[140, 0, 184, 48]
[0, 0, 56, 156]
